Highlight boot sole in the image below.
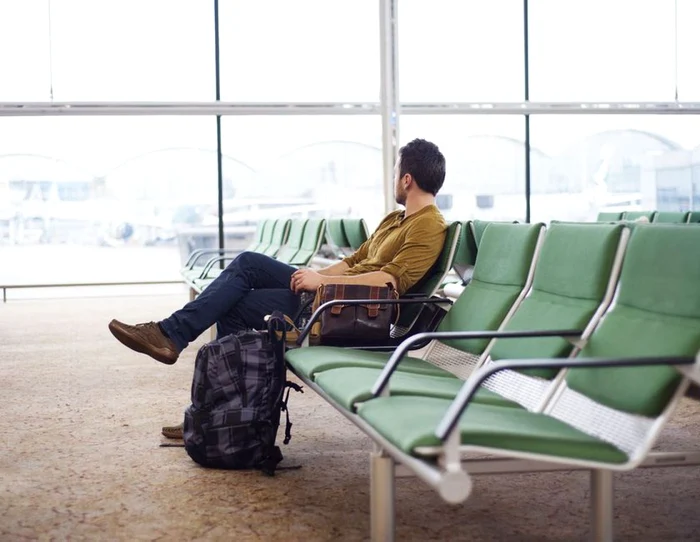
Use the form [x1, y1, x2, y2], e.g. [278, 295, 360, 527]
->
[108, 321, 177, 365]
[162, 424, 184, 439]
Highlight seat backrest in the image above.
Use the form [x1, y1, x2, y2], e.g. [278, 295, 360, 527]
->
[326, 218, 351, 256]
[596, 211, 623, 222]
[450, 220, 478, 283]
[275, 219, 307, 264]
[434, 223, 545, 357]
[394, 222, 461, 335]
[488, 223, 627, 377]
[289, 218, 326, 266]
[566, 225, 700, 414]
[622, 210, 656, 222]
[470, 219, 518, 247]
[263, 219, 291, 257]
[247, 219, 272, 253]
[652, 211, 689, 223]
[550, 225, 700, 458]
[342, 218, 369, 251]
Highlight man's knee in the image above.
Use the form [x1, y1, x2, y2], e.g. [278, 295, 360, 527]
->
[230, 250, 270, 270]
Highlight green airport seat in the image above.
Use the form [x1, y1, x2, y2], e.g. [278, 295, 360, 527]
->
[356, 224, 700, 540]
[313, 223, 627, 411]
[275, 219, 307, 264]
[326, 218, 351, 258]
[286, 222, 544, 382]
[289, 219, 326, 267]
[450, 220, 478, 284]
[262, 218, 291, 258]
[652, 211, 690, 223]
[596, 211, 623, 222]
[342, 218, 369, 251]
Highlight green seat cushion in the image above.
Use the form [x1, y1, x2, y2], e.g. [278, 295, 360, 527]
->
[314, 366, 520, 410]
[357, 396, 628, 464]
[285, 346, 451, 381]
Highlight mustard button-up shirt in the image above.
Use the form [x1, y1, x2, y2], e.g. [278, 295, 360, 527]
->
[341, 204, 447, 295]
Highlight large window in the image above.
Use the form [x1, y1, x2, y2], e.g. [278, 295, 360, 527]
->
[529, 116, 700, 223]
[0, 1, 214, 101]
[0, 3, 51, 101]
[401, 115, 527, 222]
[215, 115, 382, 250]
[0, 117, 217, 285]
[530, 1, 677, 101]
[3, 2, 700, 296]
[398, 0, 524, 102]
[218, 0, 379, 102]
[677, 0, 700, 100]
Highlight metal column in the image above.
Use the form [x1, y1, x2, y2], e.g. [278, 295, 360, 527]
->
[590, 469, 614, 542]
[370, 450, 396, 542]
[379, 0, 400, 215]
[213, 0, 225, 256]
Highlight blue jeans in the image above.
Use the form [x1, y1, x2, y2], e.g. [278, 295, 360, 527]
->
[160, 251, 300, 350]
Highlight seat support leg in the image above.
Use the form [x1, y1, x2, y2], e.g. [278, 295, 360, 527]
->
[590, 469, 614, 542]
[371, 450, 396, 542]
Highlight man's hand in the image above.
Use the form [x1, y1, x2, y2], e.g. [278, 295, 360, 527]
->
[290, 268, 325, 294]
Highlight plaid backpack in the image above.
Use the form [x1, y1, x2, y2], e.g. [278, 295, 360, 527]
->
[183, 312, 302, 475]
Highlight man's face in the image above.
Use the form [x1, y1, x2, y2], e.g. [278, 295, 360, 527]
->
[394, 157, 408, 206]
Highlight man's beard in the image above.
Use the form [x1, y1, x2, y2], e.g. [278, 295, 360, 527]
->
[395, 189, 406, 206]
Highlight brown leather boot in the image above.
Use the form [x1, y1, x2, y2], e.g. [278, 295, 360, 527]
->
[108, 320, 180, 365]
[162, 422, 184, 440]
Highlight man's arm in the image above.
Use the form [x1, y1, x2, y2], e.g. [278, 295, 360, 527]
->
[378, 218, 446, 294]
[317, 260, 350, 276]
[320, 270, 396, 289]
[291, 268, 397, 294]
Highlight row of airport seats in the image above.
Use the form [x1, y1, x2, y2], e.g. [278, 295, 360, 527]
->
[180, 215, 523, 340]
[180, 217, 361, 297]
[597, 210, 700, 223]
[285, 220, 700, 541]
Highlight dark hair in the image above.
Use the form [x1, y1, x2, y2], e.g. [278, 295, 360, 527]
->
[398, 138, 446, 196]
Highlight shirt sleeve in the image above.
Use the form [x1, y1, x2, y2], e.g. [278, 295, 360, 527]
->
[380, 217, 447, 295]
[341, 237, 371, 268]
[341, 213, 395, 268]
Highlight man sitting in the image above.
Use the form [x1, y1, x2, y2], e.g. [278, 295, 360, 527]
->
[108, 138, 448, 437]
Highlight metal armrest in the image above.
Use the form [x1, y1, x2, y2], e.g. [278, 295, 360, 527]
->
[185, 248, 242, 270]
[183, 248, 210, 268]
[295, 296, 453, 345]
[199, 255, 240, 278]
[371, 329, 584, 397]
[435, 354, 696, 441]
